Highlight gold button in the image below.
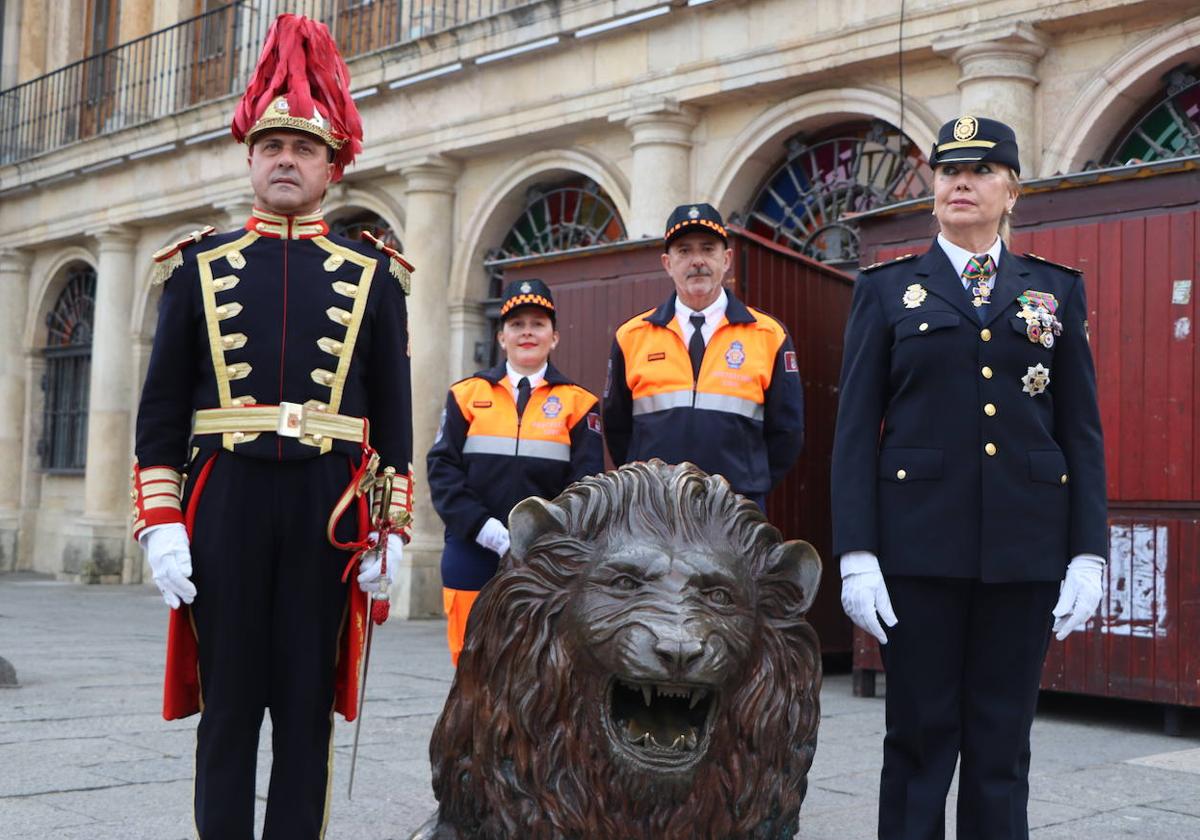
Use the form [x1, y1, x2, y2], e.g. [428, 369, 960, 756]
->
[896, 469, 907, 480]
[918, 322, 929, 332]
[311, 434, 323, 443]
[981, 366, 993, 379]
[232, 431, 245, 443]
[985, 442, 997, 456]
[1060, 474, 1069, 485]
[981, 328, 992, 341]
[984, 403, 997, 416]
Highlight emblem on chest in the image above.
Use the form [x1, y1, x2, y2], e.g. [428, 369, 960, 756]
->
[902, 284, 927, 309]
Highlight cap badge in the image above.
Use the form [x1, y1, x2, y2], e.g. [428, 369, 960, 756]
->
[953, 116, 978, 141]
[520, 282, 532, 293]
[902, 283, 927, 309]
[1022, 363, 1051, 396]
[275, 97, 290, 113]
[688, 206, 700, 219]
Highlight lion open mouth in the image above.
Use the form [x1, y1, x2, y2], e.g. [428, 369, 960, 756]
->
[605, 679, 717, 770]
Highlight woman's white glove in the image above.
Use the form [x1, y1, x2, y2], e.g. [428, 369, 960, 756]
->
[1052, 555, 1105, 640]
[475, 517, 510, 557]
[140, 523, 196, 609]
[840, 551, 899, 645]
[358, 532, 404, 594]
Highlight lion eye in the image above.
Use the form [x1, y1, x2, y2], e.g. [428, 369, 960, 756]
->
[611, 575, 640, 592]
[705, 588, 733, 606]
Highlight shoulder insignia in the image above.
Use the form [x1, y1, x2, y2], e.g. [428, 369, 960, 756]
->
[1023, 253, 1082, 275]
[360, 231, 415, 295]
[862, 253, 917, 272]
[151, 226, 217, 285]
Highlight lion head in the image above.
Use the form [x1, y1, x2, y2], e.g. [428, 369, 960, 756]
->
[422, 461, 822, 840]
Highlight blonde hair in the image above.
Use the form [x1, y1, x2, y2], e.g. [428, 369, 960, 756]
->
[998, 167, 1022, 245]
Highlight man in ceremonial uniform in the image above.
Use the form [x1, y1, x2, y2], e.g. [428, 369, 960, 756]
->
[603, 203, 805, 507]
[131, 15, 413, 838]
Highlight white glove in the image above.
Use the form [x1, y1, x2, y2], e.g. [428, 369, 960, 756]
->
[140, 523, 196, 610]
[840, 551, 899, 645]
[1052, 555, 1105, 640]
[357, 531, 404, 594]
[475, 517, 510, 558]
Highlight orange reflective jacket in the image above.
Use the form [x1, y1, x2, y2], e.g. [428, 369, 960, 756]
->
[604, 292, 804, 497]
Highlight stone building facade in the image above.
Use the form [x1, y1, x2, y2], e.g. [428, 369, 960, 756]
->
[1, 0, 1197, 616]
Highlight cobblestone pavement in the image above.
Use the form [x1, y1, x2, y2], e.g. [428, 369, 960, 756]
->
[1, 573, 1198, 839]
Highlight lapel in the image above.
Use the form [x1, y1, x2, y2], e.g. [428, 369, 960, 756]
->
[913, 242, 977, 321]
[983, 245, 1031, 327]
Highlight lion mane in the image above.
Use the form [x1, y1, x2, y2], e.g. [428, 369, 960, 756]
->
[421, 460, 822, 840]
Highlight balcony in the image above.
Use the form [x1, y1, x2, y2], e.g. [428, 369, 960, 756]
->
[0, 0, 540, 166]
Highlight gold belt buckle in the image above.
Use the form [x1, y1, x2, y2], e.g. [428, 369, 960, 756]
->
[277, 402, 305, 438]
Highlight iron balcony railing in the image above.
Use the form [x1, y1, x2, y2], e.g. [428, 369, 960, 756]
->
[0, 0, 539, 166]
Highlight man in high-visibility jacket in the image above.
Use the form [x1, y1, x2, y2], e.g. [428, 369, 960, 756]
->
[603, 203, 805, 507]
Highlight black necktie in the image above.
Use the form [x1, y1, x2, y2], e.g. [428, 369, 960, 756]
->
[688, 314, 707, 380]
[516, 376, 531, 420]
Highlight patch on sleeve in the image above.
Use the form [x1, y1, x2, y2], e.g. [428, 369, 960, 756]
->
[784, 350, 799, 373]
[603, 358, 613, 398]
[587, 412, 602, 434]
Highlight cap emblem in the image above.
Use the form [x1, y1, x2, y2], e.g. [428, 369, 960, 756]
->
[953, 116, 978, 142]
[520, 282, 532, 293]
[688, 206, 700, 219]
[276, 98, 290, 113]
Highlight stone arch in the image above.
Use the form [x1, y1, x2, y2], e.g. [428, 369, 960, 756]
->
[449, 148, 631, 304]
[25, 246, 99, 351]
[325, 181, 407, 244]
[1041, 17, 1200, 176]
[706, 86, 941, 215]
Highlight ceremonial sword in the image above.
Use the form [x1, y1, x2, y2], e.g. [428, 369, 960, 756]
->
[347, 466, 396, 799]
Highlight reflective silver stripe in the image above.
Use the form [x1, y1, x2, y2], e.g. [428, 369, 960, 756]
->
[463, 435, 571, 462]
[632, 389, 693, 416]
[694, 392, 764, 421]
[518, 440, 571, 462]
[463, 435, 517, 457]
[632, 389, 764, 421]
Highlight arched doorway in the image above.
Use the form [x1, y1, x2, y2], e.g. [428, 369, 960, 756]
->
[1105, 64, 1200, 166]
[39, 263, 95, 473]
[479, 175, 626, 365]
[328, 208, 402, 250]
[740, 120, 931, 269]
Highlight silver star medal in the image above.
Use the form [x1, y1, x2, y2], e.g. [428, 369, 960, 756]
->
[902, 284, 927, 309]
[1022, 363, 1051, 396]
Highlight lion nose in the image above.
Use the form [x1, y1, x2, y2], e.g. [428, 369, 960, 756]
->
[653, 637, 704, 673]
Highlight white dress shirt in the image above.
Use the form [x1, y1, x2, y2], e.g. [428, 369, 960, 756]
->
[675, 288, 728, 346]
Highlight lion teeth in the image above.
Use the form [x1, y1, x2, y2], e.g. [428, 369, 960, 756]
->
[686, 728, 698, 749]
[689, 689, 707, 709]
[642, 685, 653, 706]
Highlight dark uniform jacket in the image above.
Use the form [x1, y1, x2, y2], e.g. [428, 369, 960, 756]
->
[427, 361, 602, 587]
[831, 242, 1107, 582]
[603, 292, 804, 498]
[131, 210, 413, 720]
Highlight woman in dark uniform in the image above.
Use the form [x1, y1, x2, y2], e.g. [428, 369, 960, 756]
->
[427, 279, 603, 664]
[831, 116, 1108, 840]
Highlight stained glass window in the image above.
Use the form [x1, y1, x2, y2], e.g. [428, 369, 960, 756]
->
[743, 121, 931, 265]
[1106, 65, 1200, 166]
[40, 264, 95, 472]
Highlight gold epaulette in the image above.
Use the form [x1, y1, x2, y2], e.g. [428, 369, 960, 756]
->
[360, 231, 415, 295]
[1023, 253, 1082, 274]
[862, 253, 918, 272]
[151, 226, 217, 285]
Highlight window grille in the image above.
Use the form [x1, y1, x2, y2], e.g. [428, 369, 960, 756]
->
[741, 121, 931, 267]
[39, 264, 95, 472]
[1106, 65, 1200, 166]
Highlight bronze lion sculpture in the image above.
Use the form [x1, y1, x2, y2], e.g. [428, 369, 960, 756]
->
[412, 460, 823, 840]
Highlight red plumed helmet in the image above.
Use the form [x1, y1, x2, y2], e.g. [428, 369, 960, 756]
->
[231, 14, 363, 182]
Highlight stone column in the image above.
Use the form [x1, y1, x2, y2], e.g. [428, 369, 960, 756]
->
[392, 155, 460, 619]
[618, 100, 699, 238]
[934, 22, 1049, 176]
[0, 249, 30, 572]
[79, 227, 139, 580]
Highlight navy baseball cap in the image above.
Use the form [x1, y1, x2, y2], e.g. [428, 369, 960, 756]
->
[664, 203, 728, 247]
[499, 278, 555, 323]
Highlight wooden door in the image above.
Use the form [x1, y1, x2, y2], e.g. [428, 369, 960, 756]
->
[185, 0, 238, 107]
[80, 0, 119, 138]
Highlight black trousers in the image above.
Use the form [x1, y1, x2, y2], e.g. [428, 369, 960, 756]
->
[188, 453, 354, 840]
[878, 576, 1059, 840]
